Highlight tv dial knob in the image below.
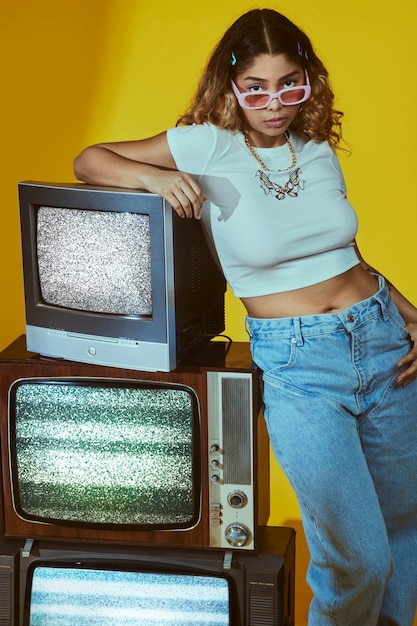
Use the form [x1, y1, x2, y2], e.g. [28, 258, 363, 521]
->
[225, 523, 251, 548]
[227, 490, 248, 509]
[210, 459, 220, 469]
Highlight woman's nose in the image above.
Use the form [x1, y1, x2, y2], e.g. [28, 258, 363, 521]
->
[267, 97, 283, 111]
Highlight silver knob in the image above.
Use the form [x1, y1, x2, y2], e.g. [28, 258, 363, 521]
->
[227, 490, 248, 509]
[224, 523, 251, 547]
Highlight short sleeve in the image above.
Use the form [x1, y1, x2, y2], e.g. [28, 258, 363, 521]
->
[166, 124, 231, 175]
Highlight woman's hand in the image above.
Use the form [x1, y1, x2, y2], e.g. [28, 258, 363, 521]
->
[74, 133, 206, 220]
[143, 168, 207, 220]
[397, 322, 417, 386]
[354, 245, 417, 387]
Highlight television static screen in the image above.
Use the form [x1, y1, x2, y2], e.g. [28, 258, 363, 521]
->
[28, 566, 230, 625]
[37, 206, 153, 316]
[12, 381, 198, 526]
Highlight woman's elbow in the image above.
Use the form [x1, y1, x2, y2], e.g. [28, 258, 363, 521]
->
[73, 147, 96, 183]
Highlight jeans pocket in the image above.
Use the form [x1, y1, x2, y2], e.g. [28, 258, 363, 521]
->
[250, 335, 296, 375]
[389, 306, 409, 335]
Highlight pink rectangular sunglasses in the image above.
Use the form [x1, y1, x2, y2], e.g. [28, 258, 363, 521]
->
[231, 69, 311, 109]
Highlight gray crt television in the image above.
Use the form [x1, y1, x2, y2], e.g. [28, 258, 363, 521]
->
[18, 181, 226, 372]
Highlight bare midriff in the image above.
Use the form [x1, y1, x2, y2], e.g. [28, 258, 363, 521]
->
[241, 264, 379, 319]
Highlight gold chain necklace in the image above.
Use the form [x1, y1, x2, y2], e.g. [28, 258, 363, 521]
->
[242, 130, 297, 172]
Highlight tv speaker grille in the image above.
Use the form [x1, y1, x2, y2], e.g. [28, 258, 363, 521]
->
[249, 585, 282, 626]
[189, 240, 206, 292]
[0, 572, 12, 625]
[222, 377, 251, 485]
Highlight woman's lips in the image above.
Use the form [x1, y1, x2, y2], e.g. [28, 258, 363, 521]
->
[264, 117, 287, 128]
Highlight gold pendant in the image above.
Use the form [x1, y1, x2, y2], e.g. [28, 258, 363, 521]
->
[255, 168, 305, 201]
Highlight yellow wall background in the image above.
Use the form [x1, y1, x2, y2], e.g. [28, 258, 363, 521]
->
[1, 2, 417, 624]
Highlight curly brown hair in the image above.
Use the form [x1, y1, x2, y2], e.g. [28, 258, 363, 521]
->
[178, 9, 343, 149]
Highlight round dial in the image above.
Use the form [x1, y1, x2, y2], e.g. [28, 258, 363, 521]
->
[224, 523, 251, 547]
[227, 490, 248, 509]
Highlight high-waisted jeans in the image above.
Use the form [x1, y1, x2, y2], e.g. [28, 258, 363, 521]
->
[246, 276, 417, 625]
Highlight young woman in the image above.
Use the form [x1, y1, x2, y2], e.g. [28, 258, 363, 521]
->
[74, 9, 417, 625]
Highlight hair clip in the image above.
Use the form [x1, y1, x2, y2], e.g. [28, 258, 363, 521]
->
[231, 51, 237, 66]
[297, 41, 309, 60]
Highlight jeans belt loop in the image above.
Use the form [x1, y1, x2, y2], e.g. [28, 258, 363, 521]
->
[293, 317, 304, 346]
[378, 296, 390, 321]
[375, 277, 390, 321]
[245, 316, 253, 338]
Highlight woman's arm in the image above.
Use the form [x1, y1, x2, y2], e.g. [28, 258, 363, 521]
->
[355, 243, 417, 386]
[73, 132, 206, 219]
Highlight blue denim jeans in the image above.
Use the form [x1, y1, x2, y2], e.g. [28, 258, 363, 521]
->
[246, 276, 417, 626]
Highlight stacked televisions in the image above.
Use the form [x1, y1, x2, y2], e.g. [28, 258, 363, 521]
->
[0, 183, 295, 625]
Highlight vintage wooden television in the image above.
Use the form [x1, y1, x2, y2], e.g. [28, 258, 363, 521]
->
[0, 338, 269, 551]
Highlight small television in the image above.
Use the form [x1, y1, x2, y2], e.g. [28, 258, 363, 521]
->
[0, 338, 270, 551]
[18, 181, 226, 372]
[0, 526, 295, 626]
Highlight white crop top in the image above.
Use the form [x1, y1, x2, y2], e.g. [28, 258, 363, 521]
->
[167, 123, 359, 298]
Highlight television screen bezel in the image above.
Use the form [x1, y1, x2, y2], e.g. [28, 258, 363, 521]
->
[19, 182, 173, 343]
[22, 557, 235, 626]
[9, 376, 202, 531]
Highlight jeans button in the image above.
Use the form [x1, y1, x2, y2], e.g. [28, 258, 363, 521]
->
[346, 313, 355, 323]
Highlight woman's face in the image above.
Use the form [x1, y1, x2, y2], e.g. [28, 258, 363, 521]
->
[233, 53, 306, 147]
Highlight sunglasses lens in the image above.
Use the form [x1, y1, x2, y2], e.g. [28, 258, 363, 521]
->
[279, 87, 307, 104]
[241, 93, 270, 108]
